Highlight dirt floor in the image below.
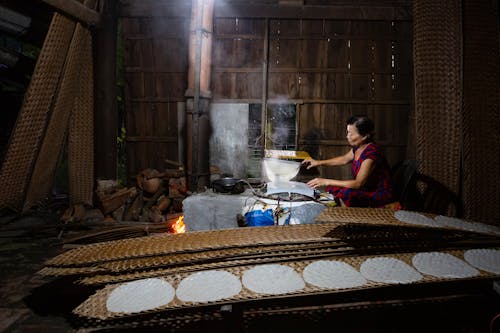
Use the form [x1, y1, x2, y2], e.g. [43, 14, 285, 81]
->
[0, 211, 77, 333]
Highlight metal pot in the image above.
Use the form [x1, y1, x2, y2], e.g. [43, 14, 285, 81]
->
[212, 177, 245, 194]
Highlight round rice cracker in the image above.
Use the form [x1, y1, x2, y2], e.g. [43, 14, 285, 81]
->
[176, 269, 242, 303]
[303, 260, 367, 289]
[463, 248, 500, 274]
[106, 278, 175, 313]
[412, 252, 479, 278]
[242, 264, 305, 295]
[394, 210, 440, 227]
[360, 257, 423, 284]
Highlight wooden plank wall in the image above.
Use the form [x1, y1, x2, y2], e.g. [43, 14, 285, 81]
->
[119, 1, 413, 183]
[212, 18, 265, 101]
[119, 0, 191, 183]
[212, 10, 412, 180]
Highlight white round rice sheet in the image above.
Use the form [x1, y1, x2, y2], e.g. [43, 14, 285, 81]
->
[176, 270, 242, 303]
[394, 210, 439, 227]
[464, 249, 500, 275]
[412, 252, 479, 278]
[303, 260, 367, 289]
[434, 215, 500, 235]
[360, 257, 423, 284]
[242, 264, 305, 295]
[106, 278, 175, 313]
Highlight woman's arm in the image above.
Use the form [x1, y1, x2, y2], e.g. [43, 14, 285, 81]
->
[302, 150, 354, 169]
[307, 158, 376, 189]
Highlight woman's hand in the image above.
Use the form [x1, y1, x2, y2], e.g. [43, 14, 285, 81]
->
[302, 158, 321, 169]
[306, 177, 330, 189]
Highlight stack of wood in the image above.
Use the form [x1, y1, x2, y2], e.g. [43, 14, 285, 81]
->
[94, 168, 188, 223]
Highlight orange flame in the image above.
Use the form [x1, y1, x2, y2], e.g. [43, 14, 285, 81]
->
[171, 215, 186, 233]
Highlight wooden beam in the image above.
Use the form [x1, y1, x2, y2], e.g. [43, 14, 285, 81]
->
[118, 0, 190, 17]
[38, 0, 100, 26]
[211, 98, 410, 105]
[299, 139, 406, 147]
[125, 136, 177, 143]
[215, 4, 412, 21]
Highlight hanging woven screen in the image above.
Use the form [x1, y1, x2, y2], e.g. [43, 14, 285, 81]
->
[461, 0, 500, 223]
[413, 0, 462, 195]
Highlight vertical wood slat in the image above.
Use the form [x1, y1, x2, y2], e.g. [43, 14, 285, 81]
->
[121, 7, 190, 183]
[94, 0, 118, 180]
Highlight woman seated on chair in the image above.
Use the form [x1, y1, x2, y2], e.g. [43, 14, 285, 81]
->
[303, 115, 393, 207]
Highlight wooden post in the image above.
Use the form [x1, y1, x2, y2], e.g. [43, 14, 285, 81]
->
[262, 18, 269, 150]
[185, 0, 214, 191]
[94, 0, 117, 180]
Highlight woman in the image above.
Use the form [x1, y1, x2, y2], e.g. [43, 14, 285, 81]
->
[303, 115, 393, 207]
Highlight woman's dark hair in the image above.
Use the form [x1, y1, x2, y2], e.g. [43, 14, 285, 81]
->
[346, 115, 375, 142]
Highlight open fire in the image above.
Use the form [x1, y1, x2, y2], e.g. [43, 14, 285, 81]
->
[170, 215, 186, 233]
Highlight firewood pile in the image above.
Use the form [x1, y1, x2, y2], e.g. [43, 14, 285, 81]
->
[95, 168, 188, 223]
[60, 167, 189, 225]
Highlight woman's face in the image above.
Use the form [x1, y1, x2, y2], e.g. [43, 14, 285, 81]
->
[346, 124, 366, 147]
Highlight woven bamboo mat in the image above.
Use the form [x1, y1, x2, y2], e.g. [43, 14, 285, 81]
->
[40, 221, 499, 284]
[0, 13, 76, 211]
[45, 208, 441, 268]
[24, 12, 94, 211]
[73, 248, 499, 321]
[78, 232, 495, 286]
[45, 223, 337, 267]
[461, 0, 500, 223]
[43, 248, 356, 285]
[317, 207, 500, 236]
[68, 17, 94, 206]
[41, 240, 351, 275]
[315, 207, 408, 224]
[413, 0, 462, 194]
[41, 209, 499, 287]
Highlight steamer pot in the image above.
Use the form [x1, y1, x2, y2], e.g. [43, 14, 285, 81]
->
[212, 177, 245, 194]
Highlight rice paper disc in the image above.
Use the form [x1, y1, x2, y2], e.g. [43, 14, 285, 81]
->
[360, 257, 423, 284]
[106, 278, 175, 313]
[412, 252, 479, 278]
[242, 264, 305, 295]
[434, 215, 500, 235]
[176, 270, 242, 303]
[464, 249, 500, 274]
[303, 260, 367, 289]
[394, 210, 439, 227]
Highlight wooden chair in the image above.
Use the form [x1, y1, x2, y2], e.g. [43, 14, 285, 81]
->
[413, 172, 463, 218]
[390, 160, 463, 217]
[391, 160, 418, 205]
